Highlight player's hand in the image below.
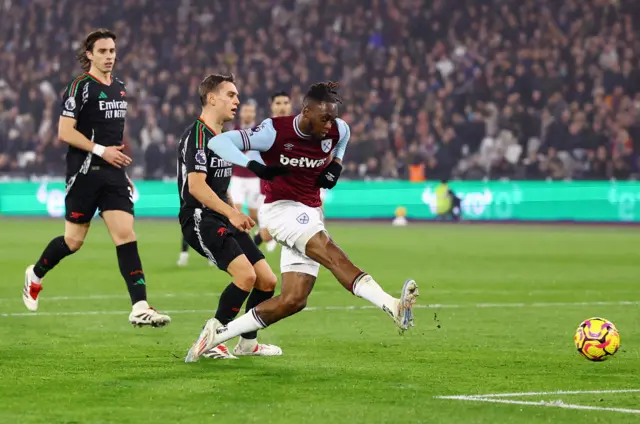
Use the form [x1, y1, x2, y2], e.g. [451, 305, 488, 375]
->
[102, 145, 132, 169]
[316, 160, 342, 189]
[247, 160, 289, 181]
[229, 211, 255, 232]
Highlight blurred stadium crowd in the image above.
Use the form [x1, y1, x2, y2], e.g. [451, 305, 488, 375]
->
[1, 0, 639, 181]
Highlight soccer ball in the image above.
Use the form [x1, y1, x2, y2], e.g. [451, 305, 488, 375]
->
[574, 317, 620, 361]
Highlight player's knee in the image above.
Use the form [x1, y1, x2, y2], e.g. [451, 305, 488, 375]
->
[281, 293, 307, 315]
[112, 230, 136, 245]
[234, 267, 257, 291]
[63, 236, 84, 252]
[255, 270, 277, 292]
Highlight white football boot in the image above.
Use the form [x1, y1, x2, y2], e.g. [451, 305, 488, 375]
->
[394, 279, 419, 334]
[128, 301, 171, 327]
[185, 318, 223, 363]
[23, 265, 43, 312]
[233, 340, 283, 357]
[202, 343, 238, 359]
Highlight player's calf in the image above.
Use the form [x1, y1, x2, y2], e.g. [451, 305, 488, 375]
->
[304, 231, 362, 291]
[23, 223, 88, 311]
[305, 231, 419, 333]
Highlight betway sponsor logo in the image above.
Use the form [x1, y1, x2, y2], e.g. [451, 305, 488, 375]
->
[279, 154, 326, 168]
[98, 100, 127, 110]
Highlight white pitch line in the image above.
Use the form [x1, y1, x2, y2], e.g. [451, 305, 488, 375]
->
[1, 301, 640, 318]
[0, 292, 223, 302]
[436, 396, 640, 415]
[438, 389, 640, 399]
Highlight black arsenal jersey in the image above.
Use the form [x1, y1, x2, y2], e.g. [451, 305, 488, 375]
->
[177, 118, 233, 221]
[60, 72, 127, 176]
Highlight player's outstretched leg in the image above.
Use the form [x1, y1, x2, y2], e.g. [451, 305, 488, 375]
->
[102, 211, 171, 327]
[23, 221, 89, 311]
[305, 231, 419, 334]
[186, 272, 313, 363]
[177, 237, 189, 267]
[233, 259, 281, 357]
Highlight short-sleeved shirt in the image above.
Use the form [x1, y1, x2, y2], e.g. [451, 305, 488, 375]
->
[60, 72, 127, 176]
[177, 118, 233, 223]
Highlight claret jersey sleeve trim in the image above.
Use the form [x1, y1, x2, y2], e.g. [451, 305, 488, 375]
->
[207, 118, 277, 167]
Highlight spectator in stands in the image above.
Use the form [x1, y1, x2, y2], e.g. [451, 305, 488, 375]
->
[0, 0, 639, 182]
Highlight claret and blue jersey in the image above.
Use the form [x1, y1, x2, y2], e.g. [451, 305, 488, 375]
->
[208, 114, 350, 208]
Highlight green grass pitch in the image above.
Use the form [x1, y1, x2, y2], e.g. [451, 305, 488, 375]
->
[0, 218, 639, 423]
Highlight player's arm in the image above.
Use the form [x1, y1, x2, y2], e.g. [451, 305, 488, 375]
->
[316, 119, 350, 189]
[58, 81, 131, 168]
[188, 173, 236, 216]
[185, 136, 254, 231]
[207, 119, 288, 180]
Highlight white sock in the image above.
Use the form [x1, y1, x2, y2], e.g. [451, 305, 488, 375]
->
[215, 309, 265, 345]
[29, 269, 42, 284]
[353, 274, 397, 317]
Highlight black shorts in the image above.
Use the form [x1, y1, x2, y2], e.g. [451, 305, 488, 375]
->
[181, 209, 265, 271]
[65, 166, 134, 224]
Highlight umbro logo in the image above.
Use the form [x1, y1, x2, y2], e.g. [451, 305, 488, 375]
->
[98, 91, 108, 99]
[284, 143, 294, 151]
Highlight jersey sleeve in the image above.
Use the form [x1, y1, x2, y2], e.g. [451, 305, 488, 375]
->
[60, 78, 87, 120]
[245, 150, 265, 165]
[207, 118, 276, 167]
[184, 125, 209, 174]
[333, 118, 351, 160]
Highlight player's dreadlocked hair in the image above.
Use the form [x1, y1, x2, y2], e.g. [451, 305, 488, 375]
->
[199, 73, 236, 106]
[76, 29, 117, 72]
[303, 81, 342, 105]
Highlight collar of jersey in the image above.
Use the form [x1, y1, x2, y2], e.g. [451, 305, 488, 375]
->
[197, 117, 218, 135]
[293, 115, 311, 139]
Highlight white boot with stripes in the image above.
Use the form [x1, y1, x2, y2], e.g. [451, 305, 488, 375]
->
[128, 300, 171, 327]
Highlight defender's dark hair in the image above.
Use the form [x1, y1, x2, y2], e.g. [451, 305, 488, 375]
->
[270, 91, 290, 102]
[198, 73, 236, 106]
[303, 81, 342, 105]
[77, 29, 117, 72]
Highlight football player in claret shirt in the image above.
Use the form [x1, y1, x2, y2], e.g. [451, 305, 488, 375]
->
[185, 82, 419, 362]
[22, 29, 170, 327]
[177, 74, 285, 358]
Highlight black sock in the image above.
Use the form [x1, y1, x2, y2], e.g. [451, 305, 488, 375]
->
[242, 288, 274, 339]
[215, 283, 251, 325]
[116, 241, 147, 304]
[181, 237, 189, 253]
[253, 233, 263, 246]
[33, 236, 75, 279]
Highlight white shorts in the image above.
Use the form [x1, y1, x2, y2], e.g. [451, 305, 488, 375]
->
[229, 176, 261, 209]
[258, 200, 325, 277]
